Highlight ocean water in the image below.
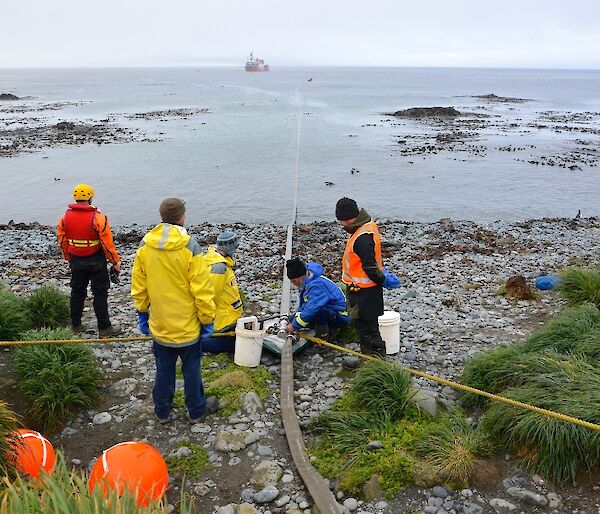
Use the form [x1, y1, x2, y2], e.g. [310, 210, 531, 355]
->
[0, 66, 599, 225]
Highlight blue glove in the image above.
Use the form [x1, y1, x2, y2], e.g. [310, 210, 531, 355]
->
[200, 322, 214, 341]
[137, 311, 150, 335]
[382, 268, 401, 289]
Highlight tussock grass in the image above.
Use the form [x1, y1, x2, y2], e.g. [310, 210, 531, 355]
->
[26, 286, 70, 330]
[481, 377, 600, 484]
[310, 411, 388, 453]
[0, 401, 21, 480]
[558, 267, 600, 308]
[12, 330, 103, 431]
[0, 289, 31, 341]
[415, 409, 493, 485]
[350, 360, 414, 421]
[523, 303, 600, 354]
[0, 452, 193, 513]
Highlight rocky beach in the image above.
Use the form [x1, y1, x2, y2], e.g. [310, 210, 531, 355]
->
[1, 217, 599, 513]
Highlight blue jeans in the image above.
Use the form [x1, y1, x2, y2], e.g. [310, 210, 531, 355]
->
[152, 341, 206, 419]
[202, 335, 235, 354]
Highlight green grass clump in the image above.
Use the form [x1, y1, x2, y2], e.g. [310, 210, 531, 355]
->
[310, 420, 423, 497]
[0, 401, 21, 480]
[415, 409, 493, 485]
[0, 452, 193, 513]
[481, 377, 600, 484]
[0, 289, 32, 341]
[558, 267, 600, 308]
[173, 355, 274, 416]
[25, 286, 70, 330]
[12, 331, 103, 431]
[523, 303, 600, 354]
[166, 441, 210, 478]
[350, 360, 414, 421]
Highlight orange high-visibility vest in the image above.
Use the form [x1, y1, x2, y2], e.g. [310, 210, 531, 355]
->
[342, 220, 382, 288]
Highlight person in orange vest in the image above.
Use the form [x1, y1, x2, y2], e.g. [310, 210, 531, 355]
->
[57, 184, 122, 336]
[335, 197, 400, 356]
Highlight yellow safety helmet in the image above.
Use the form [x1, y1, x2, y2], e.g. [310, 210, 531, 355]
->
[72, 183, 94, 201]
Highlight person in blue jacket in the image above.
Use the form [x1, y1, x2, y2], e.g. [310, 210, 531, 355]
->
[285, 258, 350, 339]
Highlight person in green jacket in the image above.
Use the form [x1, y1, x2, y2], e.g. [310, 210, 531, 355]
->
[202, 231, 243, 353]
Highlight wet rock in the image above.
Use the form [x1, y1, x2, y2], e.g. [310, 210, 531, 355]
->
[389, 107, 462, 118]
[362, 474, 383, 501]
[250, 460, 283, 488]
[92, 412, 112, 424]
[506, 487, 548, 507]
[0, 93, 19, 101]
[241, 391, 264, 413]
[489, 498, 518, 513]
[215, 430, 260, 452]
[254, 485, 279, 504]
[343, 497, 358, 511]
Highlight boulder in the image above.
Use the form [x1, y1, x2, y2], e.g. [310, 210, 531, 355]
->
[388, 107, 462, 118]
[0, 93, 19, 100]
[250, 460, 283, 488]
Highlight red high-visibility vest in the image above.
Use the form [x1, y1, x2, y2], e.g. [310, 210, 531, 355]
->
[62, 204, 101, 257]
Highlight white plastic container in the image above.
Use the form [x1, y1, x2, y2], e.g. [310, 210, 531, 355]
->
[378, 310, 401, 354]
[234, 316, 266, 367]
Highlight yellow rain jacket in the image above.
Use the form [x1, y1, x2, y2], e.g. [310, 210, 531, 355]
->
[204, 246, 243, 331]
[131, 224, 215, 347]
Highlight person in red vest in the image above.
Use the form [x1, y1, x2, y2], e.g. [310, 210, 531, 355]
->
[57, 184, 122, 336]
[335, 197, 400, 356]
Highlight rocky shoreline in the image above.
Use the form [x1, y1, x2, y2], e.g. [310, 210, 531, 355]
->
[1, 217, 599, 513]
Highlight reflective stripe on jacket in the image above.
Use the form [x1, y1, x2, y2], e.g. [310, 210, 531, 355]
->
[204, 246, 243, 331]
[57, 203, 120, 263]
[342, 220, 382, 288]
[292, 262, 348, 330]
[131, 223, 215, 347]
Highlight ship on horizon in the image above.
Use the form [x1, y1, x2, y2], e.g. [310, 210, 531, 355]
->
[245, 51, 269, 72]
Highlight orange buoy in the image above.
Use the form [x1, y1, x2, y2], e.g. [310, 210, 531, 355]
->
[88, 441, 169, 507]
[13, 428, 56, 478]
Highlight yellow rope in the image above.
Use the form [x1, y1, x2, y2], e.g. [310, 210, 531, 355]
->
[0, 332, 237, 347]
[303, 335, 600, 432]
[3, 331, 598, 431]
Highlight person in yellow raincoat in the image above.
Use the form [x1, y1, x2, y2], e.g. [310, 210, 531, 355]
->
[202, 231, 243, 353]
[131, 198, 218, 424]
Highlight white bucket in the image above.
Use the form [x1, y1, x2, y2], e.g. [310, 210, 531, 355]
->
[378, 310, 401, 355]
[234, 316, 266, 367]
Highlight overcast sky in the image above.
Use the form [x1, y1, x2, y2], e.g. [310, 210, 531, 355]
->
[2, 0, 599, 69]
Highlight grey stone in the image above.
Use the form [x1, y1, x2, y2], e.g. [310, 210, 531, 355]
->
[241, 392, 264, 414]
[374, 501, 388, 510]
[254, 486, 279, 504]
[410, 387, 439, 417]
[61, 427, 78, 436]
[92, 412, 112, 424]
[432, 485, 448, 498]
[241, 488, 255, 502]
[342, 498, 358, 511]
[216, 505, 237, 514]
[341, 356, 362, 369]
[258, 444, 273, 456]
[506, 487, 548, 507]
[281, 474, 294, 483]
[424, 507, 437, 514]
[489, 498, 518, 513]
[366, 440, 384, 451]
[250, 460, 283, 488]
[239, 503, 259, 514]
[462, 503, 484, 514]
[215, 430, 260, 452]
[274, 495, 290, 507]
[171, 446, 192, 458]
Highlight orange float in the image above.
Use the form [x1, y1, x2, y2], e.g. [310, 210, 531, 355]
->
[13, 428, 56, 478]
[88, 441, 169, 507]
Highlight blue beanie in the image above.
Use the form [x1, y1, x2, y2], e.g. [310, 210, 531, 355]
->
[216, 231, 240, 256]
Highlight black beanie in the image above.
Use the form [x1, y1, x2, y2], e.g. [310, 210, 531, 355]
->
[335, 197, 359, 221]
[286, 258, 306, 279]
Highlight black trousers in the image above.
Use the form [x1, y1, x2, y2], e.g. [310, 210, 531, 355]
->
[355, 318, 385, 351]
[70, 252, 111, 330]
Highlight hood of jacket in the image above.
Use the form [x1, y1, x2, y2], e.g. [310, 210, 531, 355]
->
[344, 208, 371, 233]
[304, 262, 324, 284]
[142, 223, 190, 251]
